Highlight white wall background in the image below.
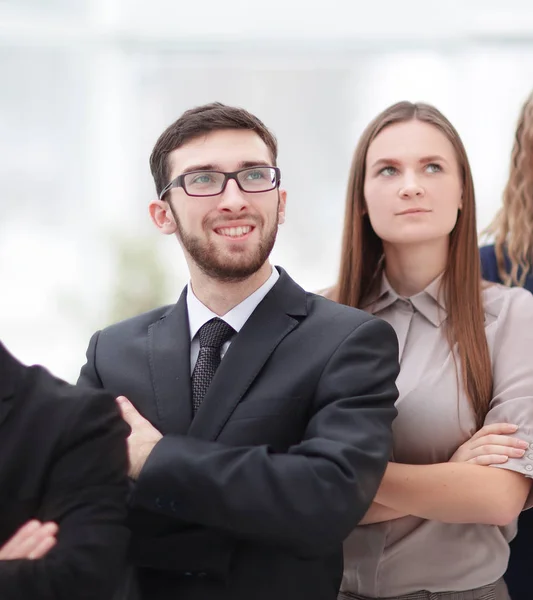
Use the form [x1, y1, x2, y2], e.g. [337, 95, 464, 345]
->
[2, 0, 533, 380]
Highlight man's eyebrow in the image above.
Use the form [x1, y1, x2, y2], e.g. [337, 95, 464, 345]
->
[179, 160, 273, 176]
[180, 163, 216, 175]
[238, 160, 272, 169]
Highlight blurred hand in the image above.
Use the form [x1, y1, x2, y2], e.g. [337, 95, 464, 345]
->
[0, 520, 58, 560]
[450, 423, 528, 466]
[116, 395, 163, 480]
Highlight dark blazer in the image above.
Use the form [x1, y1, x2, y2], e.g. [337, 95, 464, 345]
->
[480, 244, 533, 600]
[0, 342, 130, 600]
[480, 244, 533, 292]
[78, 267, 400, 600]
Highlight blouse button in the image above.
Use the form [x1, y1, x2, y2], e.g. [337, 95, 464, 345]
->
[528, 454, 533, 460]
[525, 465, 533, 472]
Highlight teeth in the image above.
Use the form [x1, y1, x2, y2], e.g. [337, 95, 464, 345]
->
[218, 226, 252, 237]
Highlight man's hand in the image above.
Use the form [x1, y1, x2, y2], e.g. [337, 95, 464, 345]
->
[0, 520, 58, 561]
[450, 423, 528, 465]
[116, 396, 163, 480]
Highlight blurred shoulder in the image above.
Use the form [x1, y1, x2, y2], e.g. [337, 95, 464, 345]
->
[479, 244, 496, 262]
[15, 361, 122, 438]
[479, 244, 505, 283]
[483, 281, 533, 323]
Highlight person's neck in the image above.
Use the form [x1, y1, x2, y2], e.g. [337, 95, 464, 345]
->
[383, 239, 448, 297]
[189, 262, 274, 316]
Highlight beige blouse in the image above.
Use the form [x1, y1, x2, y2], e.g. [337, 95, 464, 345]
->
[342, 274, 533, 597]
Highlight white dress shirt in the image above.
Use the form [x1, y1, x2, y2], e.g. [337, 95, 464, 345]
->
[186, 266, 280, 373]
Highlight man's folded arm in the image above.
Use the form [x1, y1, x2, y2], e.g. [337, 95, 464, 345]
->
[0, 388, 130, 600]
[78, 329, 214, 575]
[129, 524, 236, 576]
[131, 318, 399, 555]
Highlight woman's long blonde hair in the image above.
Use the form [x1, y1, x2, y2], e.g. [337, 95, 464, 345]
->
[485, 92, 533, 286]
[333, 101, 492, 428]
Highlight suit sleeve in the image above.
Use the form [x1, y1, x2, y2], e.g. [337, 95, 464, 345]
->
[0, 387, 131, 600]
[78, 330, 238, 576]
[78, 331, 104, 389]
[130, 317, 399, 555]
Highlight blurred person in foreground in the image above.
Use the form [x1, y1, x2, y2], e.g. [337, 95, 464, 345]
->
[325, 101, 533, 600]
[0, 340, 130, 599]
[77, 102, 400, 600]
[480, 90, 533, 600]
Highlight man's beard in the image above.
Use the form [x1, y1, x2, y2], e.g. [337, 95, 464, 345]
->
[172, 208, 278, 283]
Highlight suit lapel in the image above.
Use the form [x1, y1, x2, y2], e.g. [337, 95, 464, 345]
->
[188, 269, 308, 440]
[148, 289, 193, 434]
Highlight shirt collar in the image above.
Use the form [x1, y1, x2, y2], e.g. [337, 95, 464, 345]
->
[365, 271, 447, 327]
[186, 266, 280, 340]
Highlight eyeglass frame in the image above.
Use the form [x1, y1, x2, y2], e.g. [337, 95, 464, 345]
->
[158, 166, 282, 199]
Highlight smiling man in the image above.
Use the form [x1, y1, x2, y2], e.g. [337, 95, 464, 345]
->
[77, 102, 400, 600]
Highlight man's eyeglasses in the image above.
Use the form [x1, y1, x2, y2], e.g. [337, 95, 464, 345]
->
[159, 166, 281, 199]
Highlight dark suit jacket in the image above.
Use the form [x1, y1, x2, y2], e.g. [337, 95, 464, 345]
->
[480, 244, 533, 600]
[0, 342, 130, 600]
[78, 267, 400, 600]
[480, 244, 533, 292]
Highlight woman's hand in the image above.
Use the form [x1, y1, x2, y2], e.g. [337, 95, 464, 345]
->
[450, 423, 528, 465]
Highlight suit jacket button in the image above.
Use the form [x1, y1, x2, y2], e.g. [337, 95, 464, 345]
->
[184, 572, 193, 577]
[198, 572, 207, 578]
[155, 497, 163, 509]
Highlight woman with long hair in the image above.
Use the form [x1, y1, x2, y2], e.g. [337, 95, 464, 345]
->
[329, 101, 533, 600]
[480, 91, 533, 600]
[481, 91, 533, 292]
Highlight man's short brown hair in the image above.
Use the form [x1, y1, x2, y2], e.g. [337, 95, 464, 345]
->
[150, 102, 278, 197]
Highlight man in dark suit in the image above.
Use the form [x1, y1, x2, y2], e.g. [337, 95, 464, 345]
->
[0, 341, 130, 599]
[78, 102, 400, 600]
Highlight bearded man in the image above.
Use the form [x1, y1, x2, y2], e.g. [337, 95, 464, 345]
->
[78, 102, 399, 600]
